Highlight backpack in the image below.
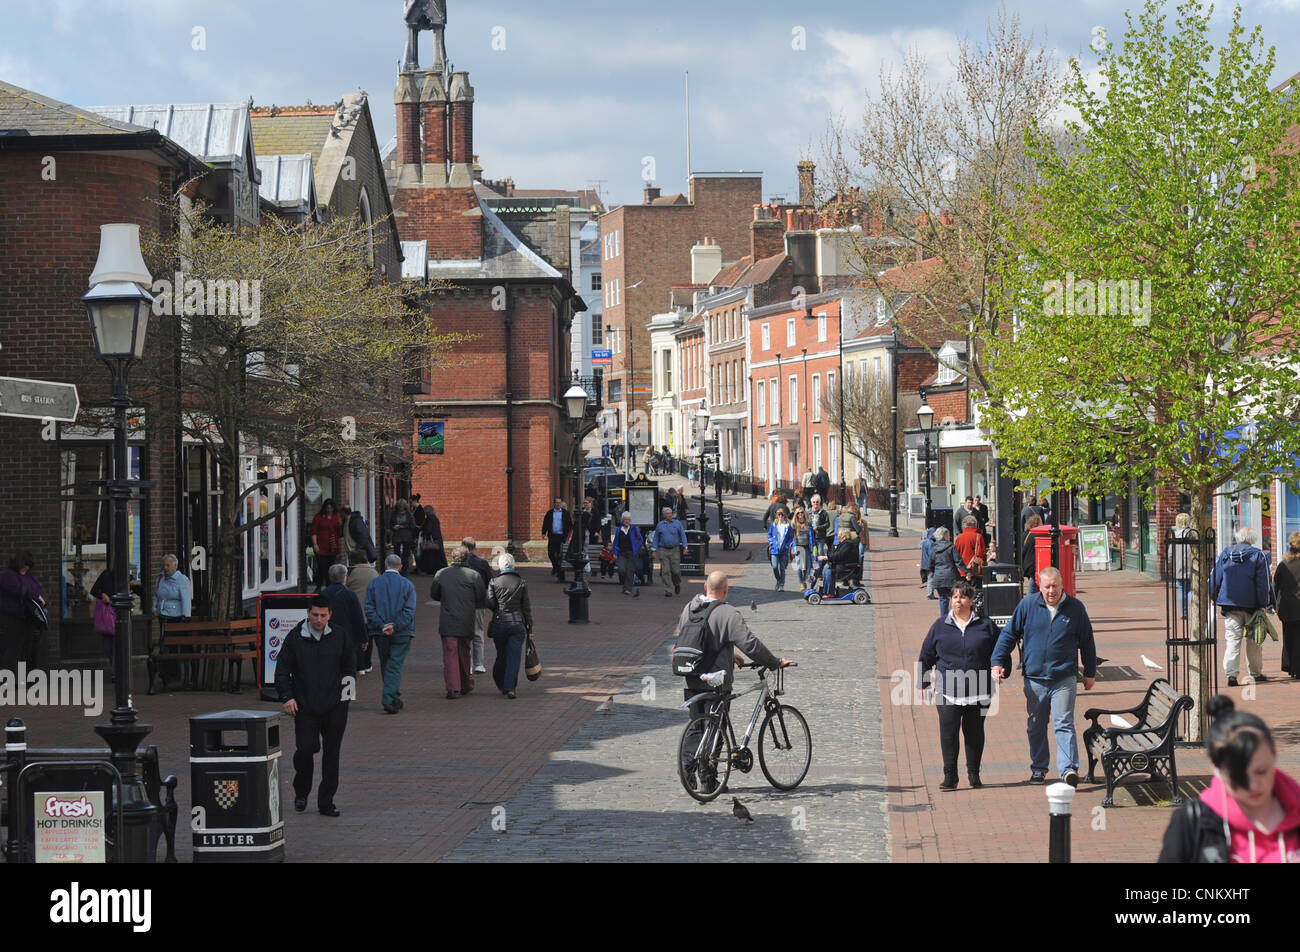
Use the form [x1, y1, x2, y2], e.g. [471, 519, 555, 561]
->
[670, 600, 723, 677]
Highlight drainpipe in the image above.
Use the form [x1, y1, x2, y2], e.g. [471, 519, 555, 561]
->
[504, 288, 515, 551]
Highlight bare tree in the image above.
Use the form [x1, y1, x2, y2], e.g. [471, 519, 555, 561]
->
[825, 368, 920, 488]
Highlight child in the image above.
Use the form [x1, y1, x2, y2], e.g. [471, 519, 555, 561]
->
[599, 543, 617, 578]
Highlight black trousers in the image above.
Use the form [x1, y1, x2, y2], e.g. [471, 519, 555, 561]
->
[547, 534, 566, 578]
[293, 703, 349, 807]
[936, 698, 990, 775]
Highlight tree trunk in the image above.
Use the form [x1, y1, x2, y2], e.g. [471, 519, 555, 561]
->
[1186, 486, 1213, 742]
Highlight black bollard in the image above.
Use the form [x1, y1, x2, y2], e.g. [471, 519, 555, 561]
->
[4, 717, 26, 862]
[567, 552, 591, 624]
[1047, 782, 1075, 863]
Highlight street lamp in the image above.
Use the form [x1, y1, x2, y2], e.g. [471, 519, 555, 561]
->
[696, 404, 710, 530]
[563, 382, 592, 621]
[804, 303, 846, 505]
[82, 223, 158, 862]
[917, 390, 935, 528]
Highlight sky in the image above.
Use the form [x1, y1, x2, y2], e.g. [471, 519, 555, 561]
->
[3, 0, 1298, 209]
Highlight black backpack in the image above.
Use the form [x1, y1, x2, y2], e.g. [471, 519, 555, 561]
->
[670, 600, 723, 677]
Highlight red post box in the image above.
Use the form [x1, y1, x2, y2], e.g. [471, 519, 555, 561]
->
[1030, 524, 1080, 597]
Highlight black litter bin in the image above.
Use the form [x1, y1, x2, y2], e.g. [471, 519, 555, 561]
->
[190, 710, 284, 863]
[981, 562, 1022, 627]
[682, 529, 707, 577]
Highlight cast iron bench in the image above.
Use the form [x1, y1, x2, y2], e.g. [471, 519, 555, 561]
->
[149, 618, 259, 694]
[1083, 678, 1193, 807]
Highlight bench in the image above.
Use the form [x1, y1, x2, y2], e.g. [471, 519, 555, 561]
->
[1083, 678, 1193, 807]
[148, 618, 259, 695]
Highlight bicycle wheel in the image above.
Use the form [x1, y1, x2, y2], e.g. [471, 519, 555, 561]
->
[726, 525, 741, 550]
[758, 704, 811, 790]
[679, 714, 732, 803]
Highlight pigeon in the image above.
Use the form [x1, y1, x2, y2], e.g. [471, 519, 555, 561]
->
[596, 695, 614, 714]
[744, 550, 753, 561]
[1141, 654, 1162, 671]
[750, 600, 758, 612]
[732, 797, 753, 826]
[1110, 713, 1134, 729]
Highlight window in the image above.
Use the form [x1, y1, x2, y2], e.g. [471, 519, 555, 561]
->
[592, 272, 602, 291]
[761, 323, 770, 350]
[787, 318, 796, 346]
[827, 371, 835, 413]
[663, 350, 672, 393]
[614, 230, 620, 257]
[814, 434, 822, 470]
[818, 313, 827, 342]
[758, 443, 766, 478]
[789, 375, 798, 424]
[770, 376, 779, 424]
[359, 187, 374, 267]
[873, 356, 882, 384]
[829, 435, 837, 482]
[812, 374, 821, 421]
[240, 453, 300, 599]
[592, 314, 603, 346]
[876, 296, 887, 325]
[756, 380, 766, 425]
[609, 379, 622, 403]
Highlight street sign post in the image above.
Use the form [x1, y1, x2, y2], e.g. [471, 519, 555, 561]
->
[702, 439, 719, 454]
[0, 376, 80, 423]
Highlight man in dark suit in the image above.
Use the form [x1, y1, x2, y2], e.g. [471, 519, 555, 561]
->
[540, 498, 573, 583]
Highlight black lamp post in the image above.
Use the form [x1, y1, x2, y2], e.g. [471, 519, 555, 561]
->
[696, 404, 710, 529]
[888, 326, 900, 537]
[564, 383, 592, 622]
[917, 391, 935, 529]
[81, 223, 159, 862]
[803, 304, 847, 504]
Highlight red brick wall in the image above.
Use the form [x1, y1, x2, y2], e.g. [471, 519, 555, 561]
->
[751, 219, 785, 263]
[394, 184, 481, 259]
[448, 101, 472, 165]
[397, 101, 421, 166]
[421, 100, 447, 164]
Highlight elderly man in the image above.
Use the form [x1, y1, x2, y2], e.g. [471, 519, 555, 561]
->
[991, 566, 1097, 786]
[613, 512, 643, 597]
[651, 505, 688, 597]
[345, 557, 380, 675]
[1211, 527, 1273, 686]
[807, 495, 831, 558]
[431, 545, 487, 698]
[364, 554, 417, 715]
[462, 537, 494, 675]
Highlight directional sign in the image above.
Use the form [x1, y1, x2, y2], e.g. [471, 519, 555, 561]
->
[0, 376, 79, 423]
[702, 440, 720, 454]
[591, 348, 613, 365]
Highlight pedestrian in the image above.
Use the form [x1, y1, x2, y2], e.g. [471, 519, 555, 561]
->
[541, 497, 573, 583]
[651, 506, 687, 597]
[801, 467, 815, 506]
[389, 499, 416, 574]
[1159, 696, 1300, 863]
[974, 495, 990, 530]
[1274, 532, 1300, 679]
[954, 496, 985, 541]
[486, 552, 532, 699]
[341, 504, 378, 565]
[920, 525, 936, 590]
[417, 504, 447, 575]
[814, 466, 830, 502]
[309, 498, 343, 591]
[0, 553, 46, 672]
[89, 566, 122, 681]
[1172, 512, 1193, 620]
[1210, 526, 1273, 687]
[364, 554, 417, 714]
[583, 497, 601, 545]
[1020, 495, 1044, 533]
[928, 527, 968, 619]
[767, 508, 795, 591]
[1022, 514, 1043, 595]
[808, 495, 831, 558]
[818, 527, 859, 595]
[990, 566, 1098, 786]
[763, 492, 790, 530]
[345, 557, 379, 675]
[275, 594, 354, 817]
[410, 494, 426, 533]
[854, 474, 868, 512]
[430, 545, 487, 699]
[462, 537, 494, 675]
[791, 506, 812, 588]
[321, 563, 365, 660]
[954, 516, 988, 588]
[918, 580, 1000, 791]
[154, 552, 192, 683]
[613, 513, 643, 597]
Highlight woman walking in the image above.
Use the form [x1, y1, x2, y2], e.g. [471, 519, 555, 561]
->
[417, 505, 447, 575]
[917, 580, 1000, 790]
[791, 506, 812, 588]
[486, 553, 533, 699]
[928, 527, 968, 619]
[1022, 514, 1043, 595]
[767, 508, 795, 591]
[390, 498, 416, 574]
[1173, 513, 1193, 620]
[0, 554, 46, 671]
[310, 499, 343, 591]
[1273, 531, 1300, 678]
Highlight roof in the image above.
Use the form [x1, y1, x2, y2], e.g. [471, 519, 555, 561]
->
[89, 100, 257, 176]
[730, 251, 786, 289]
[649, 192, 688, 205]
[0, 80, 153, 137]
[255, 153, 318, 216]
[419, 194, 573, 286]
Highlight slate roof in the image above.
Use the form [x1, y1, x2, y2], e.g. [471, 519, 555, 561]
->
[0, 80, 153, 136]
[88, 101, 257, 175]
[423, 194, 562, 283]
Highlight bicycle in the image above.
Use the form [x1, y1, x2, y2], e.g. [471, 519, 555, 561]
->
[719, 509, 741, 551]
[677, 662, 811, 803]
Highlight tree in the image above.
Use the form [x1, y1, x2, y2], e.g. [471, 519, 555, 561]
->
[982, 0, 1300, 737]
[136, 200, 464, 618]
[824, 367, 920, 488]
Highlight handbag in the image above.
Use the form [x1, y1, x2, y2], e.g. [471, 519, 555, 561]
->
[524, 636, 542, 681]
[26, 597, 49, 630]
[93, 599, 117, 635]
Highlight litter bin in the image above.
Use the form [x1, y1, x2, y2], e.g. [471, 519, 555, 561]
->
[1031, 525, 1080, 596]
[981, 562, 1022, 626]
[190, 710, 284, 863]
[682, 529, 707, 577]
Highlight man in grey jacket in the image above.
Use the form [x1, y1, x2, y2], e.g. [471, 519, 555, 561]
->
[431, 545, 487, 699]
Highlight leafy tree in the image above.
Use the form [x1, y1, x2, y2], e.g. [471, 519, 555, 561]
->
[982, 0, 1300, 737]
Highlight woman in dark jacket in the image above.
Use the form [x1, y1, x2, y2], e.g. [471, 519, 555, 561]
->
[917, 581, 1000, 790]
[417, 505, 447, 575]
[0, 553, 46, 670]
[486, 553, 533, 699]
[927, 528, 968, 620]
[390, 499, 416, 573]
[1273, 531, 1300, 678]
[818, 528, 860, 594]
[1021, 514, 1043, 595]
[90, 567, 120, 681]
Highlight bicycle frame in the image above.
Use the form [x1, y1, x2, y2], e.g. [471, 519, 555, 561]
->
[682, 668, 780, 753]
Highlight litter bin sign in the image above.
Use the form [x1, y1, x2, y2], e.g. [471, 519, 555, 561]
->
[190, 710, 283, 863]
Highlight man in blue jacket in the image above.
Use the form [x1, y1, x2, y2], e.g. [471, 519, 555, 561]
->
[613, 513, 643, 597]
[1210, 526, 1272, 686]
[364, 555, 417, 714]
[651, 506, 688, 597]
[991, 567, 1097, 786]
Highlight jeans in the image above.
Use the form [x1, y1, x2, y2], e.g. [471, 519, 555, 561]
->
[1026, 576, 1038, 596]
[936, 587, 952, 618]
[442, 635, 473, 693]
[292, 703, 348, 808]
[473, 608, 491, 669]
[936, 698, 990, 776]
[1024, 674, 1078, 778]
[1222, 610, 1263, 679]
[490, 619, 527, 692]
[1174, 579, 1189, 619]
[373, 632, 412, 706]
[794, 546, 810, 586]
[770, 551, 789, 587]
[681, 690, 728, 782]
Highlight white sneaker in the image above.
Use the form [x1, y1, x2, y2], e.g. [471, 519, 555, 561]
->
[358, 668, 372, 675]
[473, 665, 487, 674]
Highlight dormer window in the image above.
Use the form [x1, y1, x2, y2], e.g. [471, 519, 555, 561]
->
[937, 342, 962, 385]
[875, 296, 888, 325]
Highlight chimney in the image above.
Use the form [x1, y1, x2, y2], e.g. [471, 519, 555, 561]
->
[447, 71, 475, 186]
[751, 203, 785, 262]
[418, 71, 448, 183]
[784, 216, 816, 291]
[643, 184, 661, 204]
[797, 161, 815, 206]
[394, 72, 421, 166]
[691, 237, 723, 285]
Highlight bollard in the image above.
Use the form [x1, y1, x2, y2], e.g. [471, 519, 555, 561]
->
[1046, 782, 1075, 863]
[4, 717, 26, 862]
[567, 553, 591, 624]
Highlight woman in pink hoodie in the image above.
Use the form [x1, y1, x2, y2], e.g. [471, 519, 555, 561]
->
[1160, 696, 1300, 863]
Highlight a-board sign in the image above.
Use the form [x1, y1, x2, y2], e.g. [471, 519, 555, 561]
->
[257, 592, 316, 701]
[1078, 524, 1111, 571]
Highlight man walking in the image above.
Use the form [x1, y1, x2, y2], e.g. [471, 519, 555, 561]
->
[364, 554, 416, 715]
[463, 537, 494, 675]
[431, 545, 486, 698]
[814, 465, 830, 502]
[341, 504, 378, 565]
[275, 594, 354, 817]
[321, 564, 365, 655]
[345, 557, 379, 675]
[808, 495, 831, 558]
[651, 506, 688, 597]
[1211, 527, 1272, 686]
[801, 467, 815, 506]
[613, 512, 643, 597]
[991, 566, 1097, 786]
[541, 498, 573, 583]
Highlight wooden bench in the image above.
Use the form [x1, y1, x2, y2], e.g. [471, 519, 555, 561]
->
[1083, 678, 1193, 807]
[148, 618, 259, 695]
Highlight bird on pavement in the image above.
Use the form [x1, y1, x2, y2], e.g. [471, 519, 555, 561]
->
[744, 550, 753, 561]
[596, 695, 614, 714]
[750, 600, 758, 612]
[1140, 654, 1162, 671]
[732, 797, 753, 826]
